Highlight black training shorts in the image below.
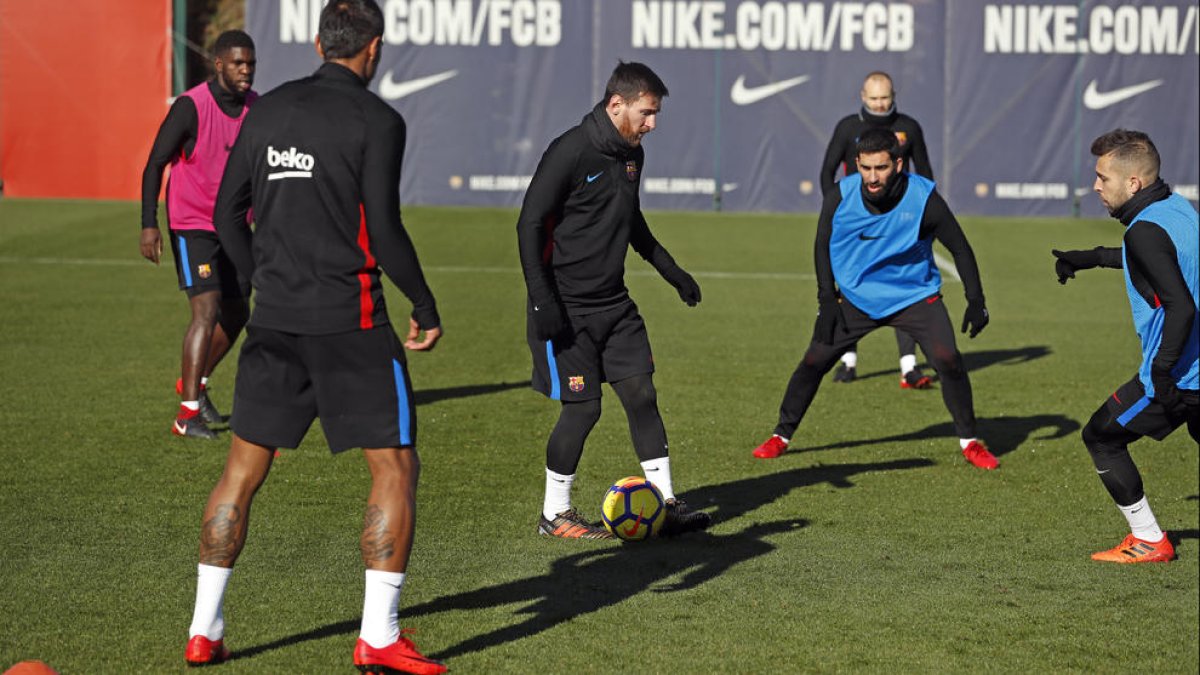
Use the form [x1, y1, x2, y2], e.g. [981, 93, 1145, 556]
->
[230, 325, 417, 452]
[1097, 375, 1199, 442]
[527, 301, 654, 402]
[170, 229, 249, 299]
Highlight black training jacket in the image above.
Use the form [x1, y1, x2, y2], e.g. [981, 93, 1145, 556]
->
[819, 106, 933, 197]
[517, 103, 676, 315]
[213, 63, 438, 335]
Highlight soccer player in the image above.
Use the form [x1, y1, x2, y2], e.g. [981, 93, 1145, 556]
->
[753, 127, 995, 469]
[184, 2, 446, 672]
[819, 71, 935, 389]
[140, 30, 258, 439]
[517, 61, 712, 540]
[1052, 129, 1198, 564]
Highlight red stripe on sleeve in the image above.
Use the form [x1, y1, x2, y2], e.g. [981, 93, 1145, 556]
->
[356, 204, 377, 330]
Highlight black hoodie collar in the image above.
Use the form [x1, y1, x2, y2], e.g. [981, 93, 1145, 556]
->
[1113, 178, 1172, 226]
[584, 102, 638, 160]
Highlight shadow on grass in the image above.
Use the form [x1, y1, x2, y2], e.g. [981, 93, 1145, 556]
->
[233, 459, 931, 662]
[836, 345, 1052, 383]
[414, 381, 526, 406]
[790, 414, 1079, 459]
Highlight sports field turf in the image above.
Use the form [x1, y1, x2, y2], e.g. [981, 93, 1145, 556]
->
[0, 199, 1196, 673]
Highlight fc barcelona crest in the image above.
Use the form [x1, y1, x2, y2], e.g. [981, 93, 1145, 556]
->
[625, 160, 639, 182]
[894, 131, 908, 146]
[197, 263, 212, 279]
[568, 376, 585, 392]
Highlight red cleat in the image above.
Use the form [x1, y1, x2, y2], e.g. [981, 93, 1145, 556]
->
[752, 435, 788, 459]
[185, 635, 230, 667]
[354, 633, 446, 675]
[900, 370, 933, 390]
[961, 440, 998, 470]
[1091, 533, 1175, 564]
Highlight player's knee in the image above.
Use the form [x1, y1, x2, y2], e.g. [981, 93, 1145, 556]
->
[561, 398, 602, 428]
[1081, 413, 1108, 453]
[929, 347, 964, 378]
[614, 375, 658, 412]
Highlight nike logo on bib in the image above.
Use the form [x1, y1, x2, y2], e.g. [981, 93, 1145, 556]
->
[858, 233, 883, 241]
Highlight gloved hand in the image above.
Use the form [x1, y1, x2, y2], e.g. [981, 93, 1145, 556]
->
[660, 265, 702, 306]
[813, 297, 843, 345]
[1052, 248, 1103, 285]
[531, 299, 567, 341]
[1150, 362, 1181, 410]
[961, 300, 989, 338]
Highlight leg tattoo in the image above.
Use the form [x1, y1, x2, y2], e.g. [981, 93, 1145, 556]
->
[361, 505, 396, 567]
[199, 503, 242, 567]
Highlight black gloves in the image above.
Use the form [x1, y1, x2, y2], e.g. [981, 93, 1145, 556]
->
[530, 299, 567, 341]
[1052, 248, 1103, 284]
[1150, 362, 1181, 410]
[961, 300, 989, 338]
[814, 297, 843, 345]
[660, 265, 702, 306]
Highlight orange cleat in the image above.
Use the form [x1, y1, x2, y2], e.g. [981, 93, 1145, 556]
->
[752, 435, 788, 459]
[354, 632, 447, 675]
[185, 635, 230, 667]
[537, 507, 613, 539]
[961, 440, 998, 470]
[1091, 533, 1175, 564]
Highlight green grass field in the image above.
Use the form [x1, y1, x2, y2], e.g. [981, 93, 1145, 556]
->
[0, 199, 1196, 673]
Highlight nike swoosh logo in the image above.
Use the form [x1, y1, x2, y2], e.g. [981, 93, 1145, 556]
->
[858, 233, 883, 241]
[1082, 79, 1163, 110]
[174, 420, 187, 435]
[378, 69, 458, 100]
[586, 172, 603, 183]
[730, 74, 810, 106]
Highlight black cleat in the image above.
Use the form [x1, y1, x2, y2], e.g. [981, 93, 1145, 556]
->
[173, 416, 219, 440]
[538, 507, 614, 539]
[832, 363, 857, 383]
[659, 498, 712, 538]
[900, 368, 934, 390]
[198, 390, 226, 425]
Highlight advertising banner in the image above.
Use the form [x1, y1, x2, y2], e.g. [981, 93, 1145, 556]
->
[248, 0, 1199, 215]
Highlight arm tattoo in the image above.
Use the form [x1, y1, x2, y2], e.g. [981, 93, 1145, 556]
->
[361, 505, 396, 566]
[199, 503, 242, 567]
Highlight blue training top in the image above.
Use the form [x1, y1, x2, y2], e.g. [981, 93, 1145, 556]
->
[831, 173, 939, 319]
[1124, 193, 1199, 395]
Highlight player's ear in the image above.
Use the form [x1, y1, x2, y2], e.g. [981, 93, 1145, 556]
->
[314, 35, 325, 60]
[895, 157, 904, 174]
[366, 36, 382, 64]
[607, 93, 625, 117]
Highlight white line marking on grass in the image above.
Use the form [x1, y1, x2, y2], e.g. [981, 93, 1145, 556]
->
[2, 256, 962, 285]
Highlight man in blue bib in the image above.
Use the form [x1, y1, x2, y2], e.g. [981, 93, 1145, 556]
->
[753, 127, 996, 470]
[1052, 129, 1198, 564]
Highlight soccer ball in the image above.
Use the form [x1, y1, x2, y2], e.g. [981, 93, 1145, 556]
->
[600, 476, 665, 541]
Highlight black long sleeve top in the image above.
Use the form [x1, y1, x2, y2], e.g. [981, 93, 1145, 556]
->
[819, 106, 933, 197]
[212, 63, 438, 335]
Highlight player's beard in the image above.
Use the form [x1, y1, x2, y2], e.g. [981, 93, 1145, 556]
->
[616, 115, 643, 147]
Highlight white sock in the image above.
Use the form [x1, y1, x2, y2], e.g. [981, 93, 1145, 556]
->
[200, 377, 209, 389]
[181, 400, 200, 412]
[1119, 497, 1165, 543]
[189, 564, 232, 640]
[543, 469, 574, 520]
[840, 352, 858, 368]
[899, 354, 917, 375]
[959, 438, 976, 450]
[641, 457, 675, 501]
[360, 570, 405, 648]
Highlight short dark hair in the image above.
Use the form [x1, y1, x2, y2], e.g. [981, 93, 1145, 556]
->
[319, 0, 384, 60]
[1090, 129, 1160, 179]
[213, 30, 255, 57]
[604, 61, 669, 104]
[855, 127, 899, 159]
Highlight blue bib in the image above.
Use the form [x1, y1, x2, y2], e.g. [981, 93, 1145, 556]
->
[830, 173, 939, 319]
[1124, 193, 1199, 394]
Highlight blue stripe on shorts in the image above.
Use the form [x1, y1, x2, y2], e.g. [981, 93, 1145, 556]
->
[1116, 395, 1152, 428]
[178, 236, 193, 287]
[392, 359, 413, 446]
[545, 341, 560, 400]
